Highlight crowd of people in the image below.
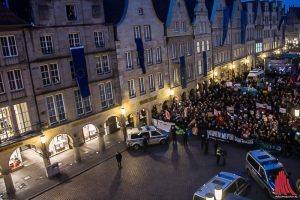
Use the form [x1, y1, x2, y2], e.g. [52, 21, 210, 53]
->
[152, 74, 300, 148]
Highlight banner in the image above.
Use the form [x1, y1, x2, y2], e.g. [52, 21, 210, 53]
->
[222, 7, 231, 46]
[256, 141, 282, 153]
[203, 51, 208, 76]
[70, 46, 90, 98]
[241, 10, 247, 44]
[207, 130, 254, 145]
[135, 38, 146, 74]
[279, 108, 286, 113]
[152, 119, 175, 133]
[179, 56, 187, 89]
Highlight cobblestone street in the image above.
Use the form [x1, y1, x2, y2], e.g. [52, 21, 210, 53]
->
[32, 137, 300, 200]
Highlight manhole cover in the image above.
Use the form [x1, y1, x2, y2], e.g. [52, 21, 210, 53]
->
[24, 176, 31, 181]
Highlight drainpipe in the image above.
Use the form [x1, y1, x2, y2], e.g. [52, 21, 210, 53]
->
[22, 29, 42, 130]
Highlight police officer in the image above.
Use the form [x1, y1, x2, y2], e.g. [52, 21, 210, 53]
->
[143, 136, 148, 153]
[216, 147, 222, 166]
[171, 125, 177, 145]
[115, 152, 122, 169]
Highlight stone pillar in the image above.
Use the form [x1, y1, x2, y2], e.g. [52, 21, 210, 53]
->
[41, 144, 51, 174]
[98, 126, 106, 152]
[73, 143, 81, 163]
[1, 167, 15, 195]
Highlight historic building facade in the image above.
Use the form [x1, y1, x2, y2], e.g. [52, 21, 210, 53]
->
[0, 0, 286, 195]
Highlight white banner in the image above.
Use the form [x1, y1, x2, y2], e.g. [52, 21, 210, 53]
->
[152, 119, 175, 133]
[207, 130, 254, 145]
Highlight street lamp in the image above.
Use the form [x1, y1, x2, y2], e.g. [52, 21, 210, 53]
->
[205, 193, 214, 200]
[120, 108, 127, 141]
[214, 186, 222, 200]
[40, 135, 46, 144]
[295, 109, 300, 117]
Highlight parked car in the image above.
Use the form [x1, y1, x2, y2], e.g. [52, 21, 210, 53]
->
[193, 172, 250, 200]
[245, 149, 298, 199]
[126, 126, 169, 150]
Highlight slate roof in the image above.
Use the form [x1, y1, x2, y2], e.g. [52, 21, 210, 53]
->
[0, 4, 28, 26]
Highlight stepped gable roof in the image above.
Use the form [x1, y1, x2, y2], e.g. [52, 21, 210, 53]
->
[0, 4, 28, 26]
[103, 0, 126, 24]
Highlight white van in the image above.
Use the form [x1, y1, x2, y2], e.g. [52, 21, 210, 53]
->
[246, 69, 264, 83]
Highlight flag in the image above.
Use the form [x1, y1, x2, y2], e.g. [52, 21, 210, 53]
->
[70, 46, 90, 98]
[135, 38, 146, 74]
[165, 110, 171, 120]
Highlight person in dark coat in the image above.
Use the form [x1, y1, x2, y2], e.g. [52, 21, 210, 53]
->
[171, 125, 177, 144]
[183, 130, 188, 146]
[143, 136, 148, 152]
[115, 152, 122, 169]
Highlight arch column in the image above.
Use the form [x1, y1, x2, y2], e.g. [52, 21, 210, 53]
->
[98, 126, 106, 152]
[1, 166, 15, 195]
[72, 133, 82, 163]
[41, 143, 51, 176]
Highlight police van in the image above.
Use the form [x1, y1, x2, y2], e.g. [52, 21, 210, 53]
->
[193, 172, 250, 200]
[126, 126, 169, 150]
[246, 69, 264, 83]
[245, 149, 297, 198]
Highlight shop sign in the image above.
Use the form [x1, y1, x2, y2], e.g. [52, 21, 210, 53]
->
[139, 95, 157, 105]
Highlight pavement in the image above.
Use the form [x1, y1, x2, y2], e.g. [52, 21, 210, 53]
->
[0, 131, 126, 200]
[26, 137, 300, 200]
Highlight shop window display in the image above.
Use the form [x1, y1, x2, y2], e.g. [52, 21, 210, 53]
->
[49, 134, 70, 156]
[9, 148, 23, 171]
[83, 124, 97, 141]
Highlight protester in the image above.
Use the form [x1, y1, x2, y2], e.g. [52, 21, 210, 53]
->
[115, 152, 122, 169]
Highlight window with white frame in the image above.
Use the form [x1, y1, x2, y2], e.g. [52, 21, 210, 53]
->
[125, 51, 133, 69]
[196, 42, 200, 53]
[7, 70, 23, 91]
[148, 74, 155, 92]
[13, 102, 31, 134]
[201, 41, 205, 52]
[0, 35, 18, 57]
[157, 72, 164, 89]
[179, 43, 185, 57]
[156, 47, 162, 63]
[187, 64, 193, 79]
[94, 31, 105, 47]
[40, 35, 53, 54]
[40, 64, 60, 86]
[146, 49, 153, 65]
[206, 40, 210, 51]
[128, 79, 135, 98]
[0, 73, 5, 94]
[256, 42, 262, 53]
[0, 106, 14, 140]
[66, 5, 77, 20]
[138, 77, 146, 94]
[133, 26, 141, 39]
[99, 81, 114, 108]
[171, 44, 177, 59]
[96, 55, 111, 74]
[186, 42, 192, 56]
[46, 94, 66, 125]
[68, 33, 80, 47]
[74, 90, 92, 116]
[198, 59, 202, 75]
[144, 25, 151, 41]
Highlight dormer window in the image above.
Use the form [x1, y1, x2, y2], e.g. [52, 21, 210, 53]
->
[66, 5, 77, 21]
[138, 8, 143, 15]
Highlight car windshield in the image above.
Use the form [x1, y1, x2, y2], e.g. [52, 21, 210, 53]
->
[266, 168, 284, 182]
